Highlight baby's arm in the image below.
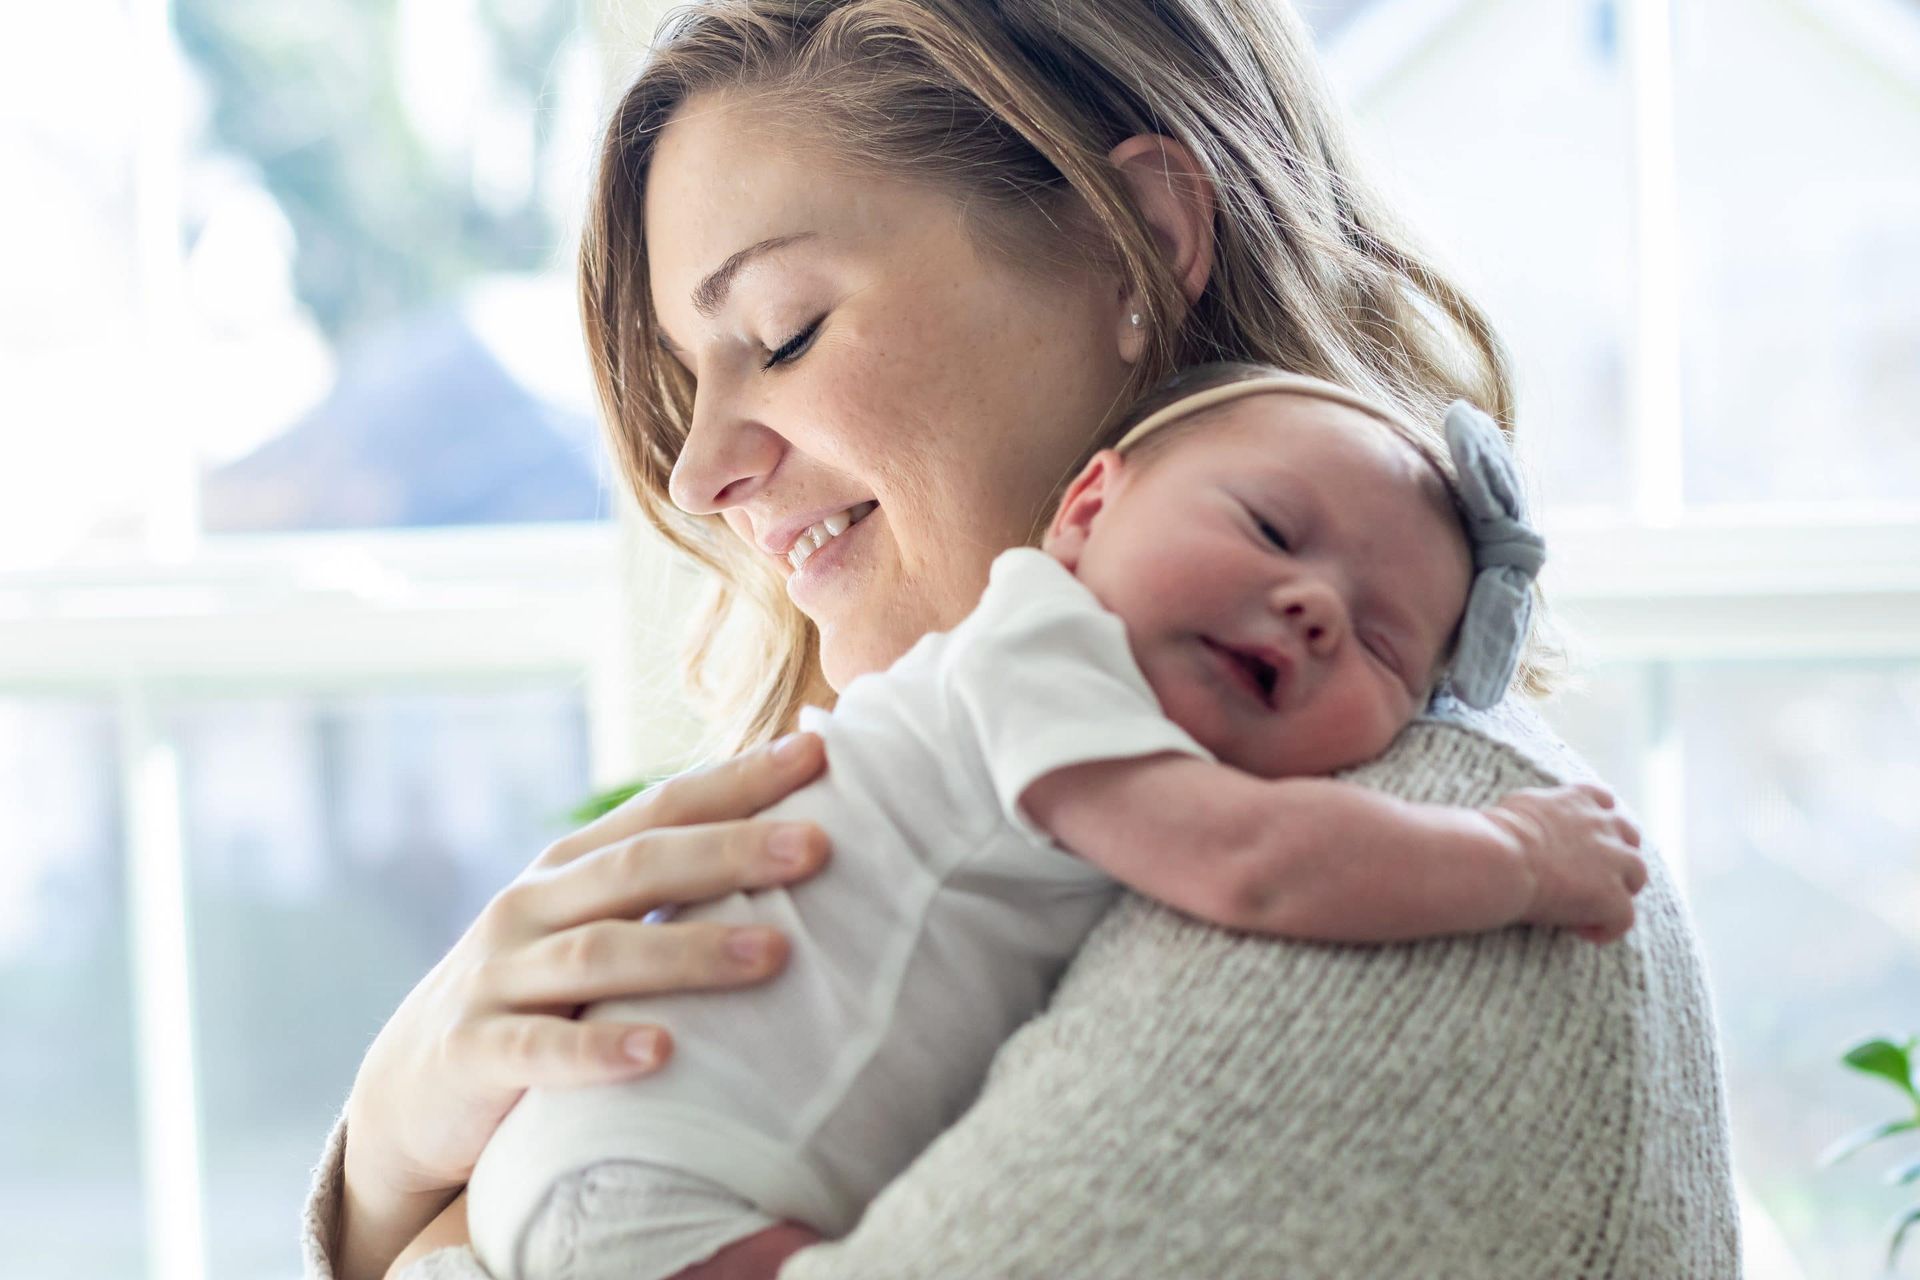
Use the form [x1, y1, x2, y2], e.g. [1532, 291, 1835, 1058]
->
[1022, 753, 1647, 943]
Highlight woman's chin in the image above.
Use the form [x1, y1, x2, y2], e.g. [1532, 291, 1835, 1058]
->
[812, 561, 991, 694]
[816, 616, 925, 694]
[815, 632, 885, 696]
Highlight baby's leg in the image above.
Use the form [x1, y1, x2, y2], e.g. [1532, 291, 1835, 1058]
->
[515, 1159, 784, 1280]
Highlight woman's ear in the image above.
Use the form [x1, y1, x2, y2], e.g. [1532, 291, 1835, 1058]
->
[1107, 133, 1216, 356]
[1042, 450, 1126, 570]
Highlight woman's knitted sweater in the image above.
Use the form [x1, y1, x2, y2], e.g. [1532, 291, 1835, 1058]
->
[302, 700, 1741, 1278]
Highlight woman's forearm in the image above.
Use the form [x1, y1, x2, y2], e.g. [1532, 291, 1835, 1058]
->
[337, 1128, 461, 1280]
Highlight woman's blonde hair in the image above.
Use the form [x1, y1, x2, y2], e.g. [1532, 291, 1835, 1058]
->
[581, 0, 1530, 757]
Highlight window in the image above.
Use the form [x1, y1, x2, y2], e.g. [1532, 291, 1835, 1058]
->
[177, 688, 590, 1277]
[6, 2, 1913, 1277]
[1, 2, 639, 1275]
[0, 700, 145, 1278]
[1323, 2, 1920, 1275]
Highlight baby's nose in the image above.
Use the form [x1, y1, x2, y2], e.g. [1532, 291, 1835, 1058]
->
[1276, 584, 1346, 656]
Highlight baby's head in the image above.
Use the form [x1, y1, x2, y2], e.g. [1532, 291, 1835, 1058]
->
[1042, 364, 1491, 780]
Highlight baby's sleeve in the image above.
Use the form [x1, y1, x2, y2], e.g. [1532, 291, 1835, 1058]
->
[941, 549, 1213, 844]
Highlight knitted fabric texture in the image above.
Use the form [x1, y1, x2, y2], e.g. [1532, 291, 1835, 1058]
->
[302, 701, 1740, 1279]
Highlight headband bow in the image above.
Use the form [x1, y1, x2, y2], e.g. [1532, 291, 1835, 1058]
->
[1443, 400, 1545, 709]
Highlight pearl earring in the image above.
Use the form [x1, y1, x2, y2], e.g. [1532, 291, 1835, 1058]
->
[1129, 313, 1142, 327]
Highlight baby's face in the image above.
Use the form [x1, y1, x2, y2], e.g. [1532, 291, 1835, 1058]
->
[1042, 392, 1473, 779]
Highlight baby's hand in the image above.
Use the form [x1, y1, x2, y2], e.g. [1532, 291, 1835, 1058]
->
[1486, 784, 1648, 944]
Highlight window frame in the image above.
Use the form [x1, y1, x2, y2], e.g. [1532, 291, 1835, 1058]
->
[5, 1, 1920, 1276]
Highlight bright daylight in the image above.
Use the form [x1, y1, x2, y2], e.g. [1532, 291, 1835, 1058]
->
[3, 1, 1918, 1278]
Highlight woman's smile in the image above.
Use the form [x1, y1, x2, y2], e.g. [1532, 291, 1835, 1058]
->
[767, 499, 880, 570]
[784, 500, 881, 608]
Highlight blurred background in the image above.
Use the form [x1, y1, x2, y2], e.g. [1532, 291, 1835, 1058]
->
[0, 0, 1915, 1276]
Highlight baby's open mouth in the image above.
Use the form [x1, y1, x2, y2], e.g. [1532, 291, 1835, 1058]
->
[1206, 639, 1280, 709]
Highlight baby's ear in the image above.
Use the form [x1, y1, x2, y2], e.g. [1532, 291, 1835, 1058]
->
[1042, 450, 1125, 569]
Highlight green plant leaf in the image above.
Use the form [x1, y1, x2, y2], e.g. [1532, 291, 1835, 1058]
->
[566, 779, 658, 826]
[1891, 1156, 1920, 1187]
[1821, 1118, 1920, 1168]
[1844, 1038, 1919, 1101]
[1889, 1203, 1920, 1272]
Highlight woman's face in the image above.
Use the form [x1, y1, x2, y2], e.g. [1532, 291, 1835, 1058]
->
[646, 92, 1138, 689]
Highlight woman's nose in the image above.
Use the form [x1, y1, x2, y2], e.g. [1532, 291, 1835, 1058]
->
[666, 388, 784, 517]
[1273, 580, 1347, 658]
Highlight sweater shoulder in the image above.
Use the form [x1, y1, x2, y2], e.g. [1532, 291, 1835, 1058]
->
[783, 705, 1742, 1279]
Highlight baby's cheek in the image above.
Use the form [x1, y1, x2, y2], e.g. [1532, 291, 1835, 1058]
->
[1313, 680, 1409, 769]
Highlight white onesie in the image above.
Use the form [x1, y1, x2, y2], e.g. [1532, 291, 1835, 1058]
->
[465, 547, 1212, 1280]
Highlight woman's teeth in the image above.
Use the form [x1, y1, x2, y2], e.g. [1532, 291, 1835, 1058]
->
[787, 501, 878, 571]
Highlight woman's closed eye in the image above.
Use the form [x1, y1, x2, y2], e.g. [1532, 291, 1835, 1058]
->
[762, 317, 823, 370]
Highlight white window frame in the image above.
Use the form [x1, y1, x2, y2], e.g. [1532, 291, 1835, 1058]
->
[5, 2, 1918, 1277]
[0, 523, 627, 1280]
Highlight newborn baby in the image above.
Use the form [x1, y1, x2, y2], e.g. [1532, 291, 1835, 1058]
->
[402, 366, 1646, 1280]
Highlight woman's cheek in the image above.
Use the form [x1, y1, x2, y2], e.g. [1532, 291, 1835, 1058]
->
[723, 510, 755, 548]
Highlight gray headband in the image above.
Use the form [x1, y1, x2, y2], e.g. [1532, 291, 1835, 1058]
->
[1442, 399, 1545, 709]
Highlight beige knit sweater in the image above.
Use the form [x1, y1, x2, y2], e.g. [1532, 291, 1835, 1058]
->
[302, 699, 1741, 1279]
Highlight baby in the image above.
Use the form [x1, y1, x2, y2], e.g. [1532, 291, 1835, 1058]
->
[400, 366, 1646, 1280]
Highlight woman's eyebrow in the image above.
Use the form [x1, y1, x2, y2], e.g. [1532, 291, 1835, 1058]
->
[692, 231, 817, 318]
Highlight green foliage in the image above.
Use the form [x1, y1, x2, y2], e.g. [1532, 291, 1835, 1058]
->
[1897, 1208, 1920, 1273]
[1826, 1118, 1920, 1170]
[567, 778, 662, 825]
[1850, 1039, 1920, 1103]
[1827, 1036, 1920, 1273]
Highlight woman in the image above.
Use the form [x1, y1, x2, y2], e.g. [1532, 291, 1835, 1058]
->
[306, 2, 1741, 1276]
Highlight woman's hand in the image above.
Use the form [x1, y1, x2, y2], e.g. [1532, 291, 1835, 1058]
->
[336, 733, 831, 1280]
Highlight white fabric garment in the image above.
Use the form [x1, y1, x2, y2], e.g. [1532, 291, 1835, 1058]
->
[465, 548, 1212, 1280]
[512, 1158, 778, 1280]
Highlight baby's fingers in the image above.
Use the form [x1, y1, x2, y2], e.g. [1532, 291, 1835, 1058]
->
[1620, 850, 1650, 894]
[1575, 783, 1618, 810]
[1575, 897, 1636, 945]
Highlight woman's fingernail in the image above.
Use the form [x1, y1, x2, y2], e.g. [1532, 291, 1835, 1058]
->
[772, 733, 805, 761]
[623, 1030, 660, 1066]
[769, 826, 812, 867]
[728, 929, 774, 964]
